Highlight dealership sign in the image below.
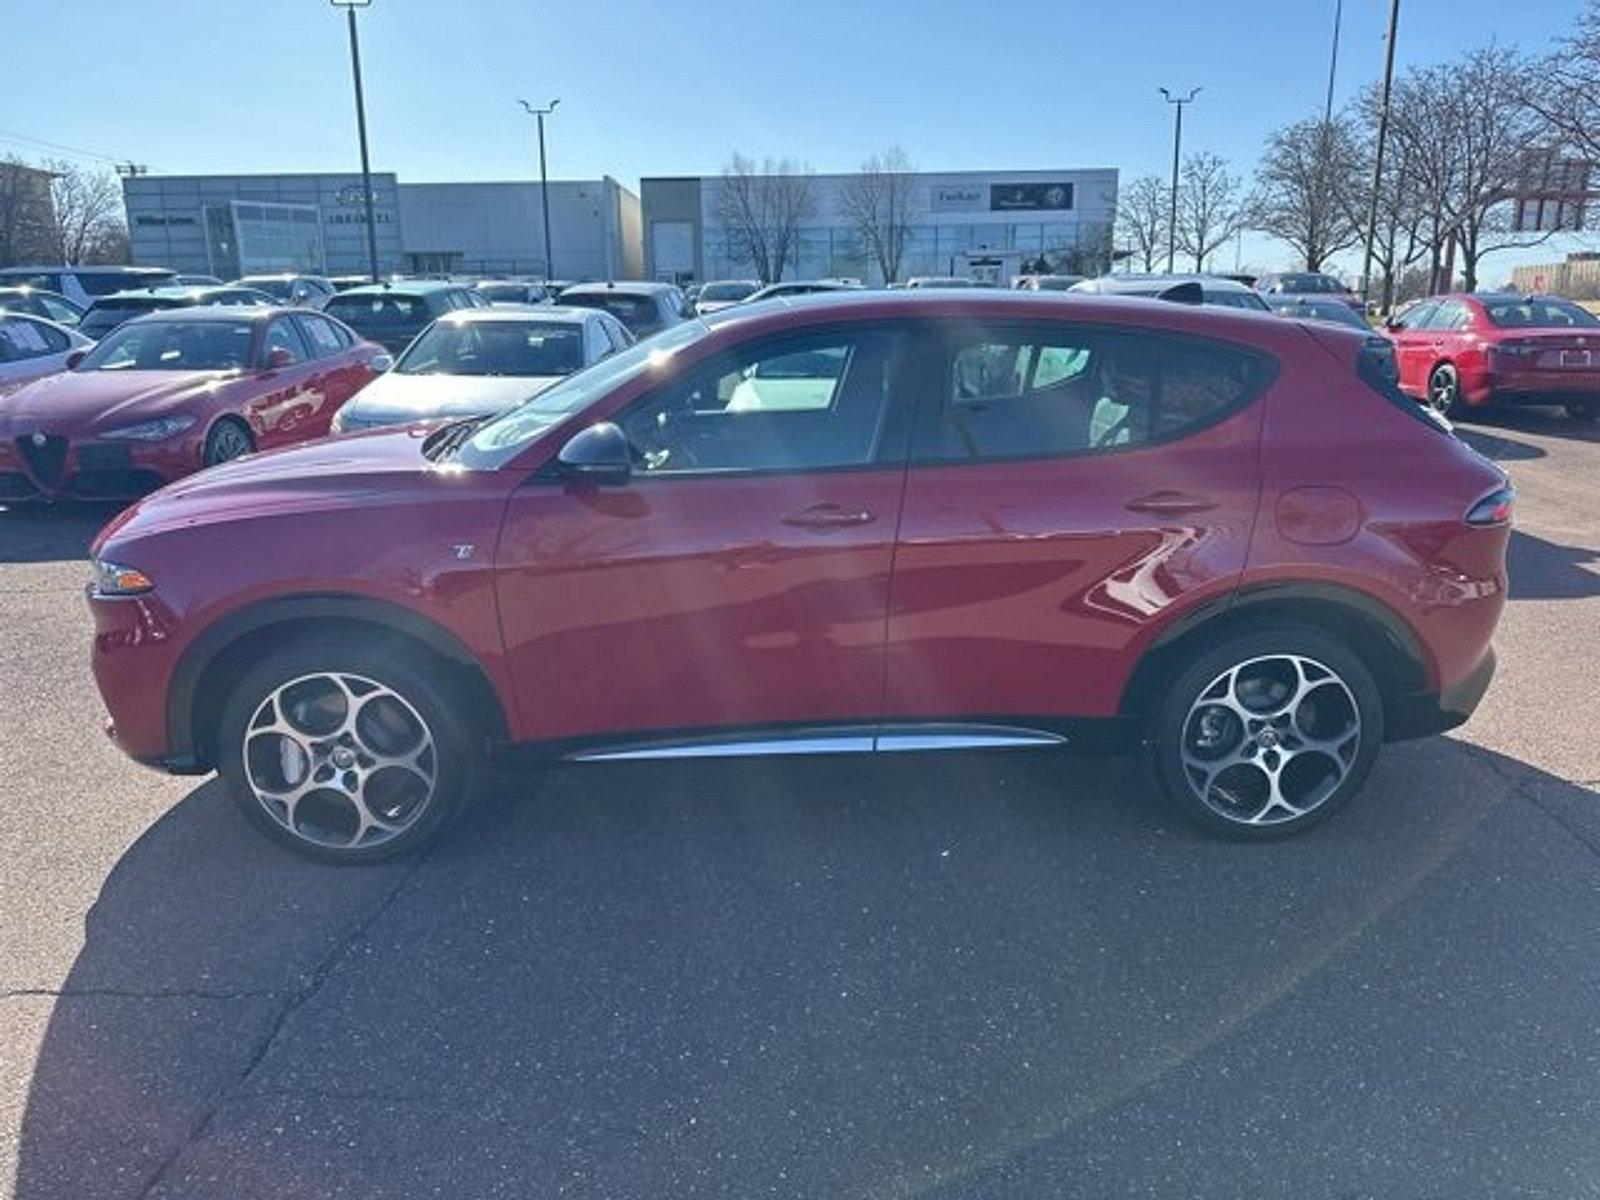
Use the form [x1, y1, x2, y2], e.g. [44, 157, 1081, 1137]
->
[931, 185, 985, 212]
[990, 182, 1074, 211]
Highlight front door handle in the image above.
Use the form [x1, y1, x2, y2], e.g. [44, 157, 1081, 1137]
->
[782, 502, 876, 529]
[1125, 491, 1217, 516]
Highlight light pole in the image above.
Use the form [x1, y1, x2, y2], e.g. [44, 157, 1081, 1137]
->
[1160, 86, 1201, 272]
[331, 0, 380, 283]
[518, 99, 560, 279]
[1359, 0, 1402, 308]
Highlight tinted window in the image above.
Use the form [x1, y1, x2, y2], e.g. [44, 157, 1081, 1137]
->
[922, 325, 1266, 461]
[37, 294, 82, 325]
[560, 292, 663, 334]
[239, 277, 294, 299]
[79, 301, 165, 339]
[699, 281, 759, 302]
[617, 330, 902, 474]
[261, 317, 309, 364]
[79, 319, 254, 371]
[1397, 300, 1438, 331]
[476, 283, 528, 303]
[78, 271, 170, 297]
[324, 294, 429, 327]
[1482, 297, 1600, 329]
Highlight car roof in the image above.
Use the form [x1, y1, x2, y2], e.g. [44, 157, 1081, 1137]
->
[432, 305, 595, 325]
[0, 265, 168, 276]
[559, 280, 677, 296]
[329, 280, 462, 297]
[1077, 273, 1258, 295]
[709, 288, 1291, 344]
[115, 304, 295, 325]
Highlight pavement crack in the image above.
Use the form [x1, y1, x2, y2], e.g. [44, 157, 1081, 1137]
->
[0, 986, 282, 1001]
[133, 848, 437, 1198]
[1479, 750, 1600, 862]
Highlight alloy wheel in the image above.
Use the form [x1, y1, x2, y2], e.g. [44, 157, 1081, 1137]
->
[206, 422, 253, 465]
[1178, 654, 1362, 827]
[1426, 366, 1458, 416]
[242, 671, 437, 850]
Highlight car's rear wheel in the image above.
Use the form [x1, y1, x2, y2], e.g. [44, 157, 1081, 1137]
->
[1149, 626, 1385, 839]
[1426, 363, 1461, 419]
[1565, 399, 1598, 423]
[216, 637, 476, 862]
[203, 418, 254, 467]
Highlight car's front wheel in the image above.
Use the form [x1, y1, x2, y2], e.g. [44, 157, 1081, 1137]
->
[217, 637, 476, 862]
[1149, 626, 1385, 839]
[203, 418, 255, 467]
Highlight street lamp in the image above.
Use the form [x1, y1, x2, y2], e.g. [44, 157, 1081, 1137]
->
[331, 0, 380, 282]
[1159, 86, 1201, 273]
[518, 99, 560, 279]
[1360, 0, 1402, 308]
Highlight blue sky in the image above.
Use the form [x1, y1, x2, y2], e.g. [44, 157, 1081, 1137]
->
[5, 0, 1594, 275]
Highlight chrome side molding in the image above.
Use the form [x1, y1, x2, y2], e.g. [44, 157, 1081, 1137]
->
[563, 723, 1066, 763]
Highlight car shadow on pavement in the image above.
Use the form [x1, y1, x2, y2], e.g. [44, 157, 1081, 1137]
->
[0, 503, 123, 564]
[1508, 528, 1600, 600]
[15, 738, 1600, 1198]
[1457, 406, 1600, 446]
[1454, 426, 1546, 463]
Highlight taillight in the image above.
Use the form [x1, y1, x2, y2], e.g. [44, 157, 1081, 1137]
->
[1488, 342, 1535, 369]
[1465, 485, 1514, 526]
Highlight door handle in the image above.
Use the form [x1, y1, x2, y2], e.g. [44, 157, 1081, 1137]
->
[782, 502, 875, 529]
[1125, 491, 1217, 516]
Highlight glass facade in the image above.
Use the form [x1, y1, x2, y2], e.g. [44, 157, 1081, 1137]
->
[230, 202, 325, 274]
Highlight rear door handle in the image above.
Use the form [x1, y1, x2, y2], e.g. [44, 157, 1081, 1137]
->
[1125, 491, 1217, 516]
[782, 502, 876, 529]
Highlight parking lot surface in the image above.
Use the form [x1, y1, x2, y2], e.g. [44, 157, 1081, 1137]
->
[2, 409, 1599, 1199]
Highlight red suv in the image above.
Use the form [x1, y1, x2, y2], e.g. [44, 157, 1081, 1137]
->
[1385, 291, 1600, 421]
[88, 292, 1511, 861]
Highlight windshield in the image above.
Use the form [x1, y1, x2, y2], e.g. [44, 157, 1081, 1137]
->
[699, 281, 758, 302]
[397, 319, 586, 377]
[77, 318, 254, 371]
[324, 294, 429, 326]
[1207, 289, 1271, 311]
[1483, 297, 1600, 329]
[457, 318, 706, 465]
[78, 301, 167, 337]
[559, 292, 660, 331]
[475, 283, 531, 303]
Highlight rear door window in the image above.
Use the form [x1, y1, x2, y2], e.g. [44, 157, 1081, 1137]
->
[921, 324, 1269, 461]
[293, 313, 347, 357]
[261, 317, 310, 365]
[0, 317, 62, 361]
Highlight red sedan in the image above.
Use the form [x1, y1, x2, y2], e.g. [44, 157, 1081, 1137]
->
[1386, 292, 1600, 421]
[0, 306, 385, 501]
[87, 291, 1509, 860]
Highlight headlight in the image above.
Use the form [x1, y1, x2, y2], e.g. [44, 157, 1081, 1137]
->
[100, 415, 198, 441]
[89, 559, 154, 596]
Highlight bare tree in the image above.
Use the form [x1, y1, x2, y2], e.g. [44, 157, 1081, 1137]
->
[1346, 125, 1430, 311]
[1115, 175, 1169, 271]
[45, 159, 125, 265]
[0, 156, 55, 268]
[1520, 0, 1600, 165]
[1249, 116, 1364, 271]
[713, 154, 817, 283]
[837, 147, 914, 285]
[1175, 153, 1244, 272]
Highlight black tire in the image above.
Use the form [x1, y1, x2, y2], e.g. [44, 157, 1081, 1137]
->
[1565, 399, 1599, 423]
[1426, 363, 1461, 420]
[202, 418, 255, 467]
[216, 634, 477, 863]
[1148, 624, 1385, 840]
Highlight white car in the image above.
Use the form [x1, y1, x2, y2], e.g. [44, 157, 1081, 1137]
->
[694, 279, 760, 314]
[330, 306, 632, 433]
[0, 313, 93, 395]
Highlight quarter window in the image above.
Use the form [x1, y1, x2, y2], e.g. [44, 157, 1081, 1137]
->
[923, 325, 1266, 461]
[617, 330, 904, 475]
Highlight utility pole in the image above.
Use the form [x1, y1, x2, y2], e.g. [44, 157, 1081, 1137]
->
[332, 0, 380, 282]
[1160, 87, 1201, 273]
[1359, 0, 1401, 308]
[1325, 0, 1343, 124]
[518, 99, 560, 279]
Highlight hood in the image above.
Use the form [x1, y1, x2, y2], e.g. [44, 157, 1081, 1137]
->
[95, 424, 450, 547]
[0, 369, 238, 434]
[340, 371, 560, 424]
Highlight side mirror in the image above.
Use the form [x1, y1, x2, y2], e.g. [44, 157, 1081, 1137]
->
[1384, 318, 1403, 332]
[65, 349, 86, 370]
[369, 353, 394, 373]
[556, 422, 631, 485]
[263, 346, 295, 370]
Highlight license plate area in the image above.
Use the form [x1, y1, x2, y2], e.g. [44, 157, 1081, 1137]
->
[1560, 349, 1593, 368]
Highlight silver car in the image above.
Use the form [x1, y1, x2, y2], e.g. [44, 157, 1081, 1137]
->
[0, 313, 93, 394]
[330, 306, 633, 433]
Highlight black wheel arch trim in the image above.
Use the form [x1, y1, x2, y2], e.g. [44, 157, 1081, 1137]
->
[1123, 580, 1433, 713]
[165, 593, 509, 769]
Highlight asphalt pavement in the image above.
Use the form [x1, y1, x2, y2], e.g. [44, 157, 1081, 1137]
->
[2, 409, 1599, 1199]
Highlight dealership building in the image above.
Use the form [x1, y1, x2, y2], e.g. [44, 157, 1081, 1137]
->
[122, 172, 642, 281]
[641, 168, 1119, 286]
